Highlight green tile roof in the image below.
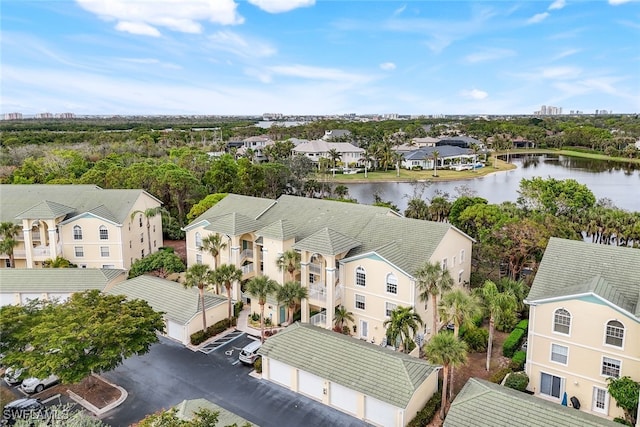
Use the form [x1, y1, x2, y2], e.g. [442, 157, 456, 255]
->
[293, 227, 361, 256]
[15, 201, 76, 220]
[445, 378, 621, 427]
[258, 323, 437, 408]
[175, 399, 257, 426]
[204, 212, 260, 236]
[107, 275, 226, 324]
[526, 238, 640, 318]
[257, 219, 297, 241]
[187, 194, 276, 230]
[0, 268, 126, 293]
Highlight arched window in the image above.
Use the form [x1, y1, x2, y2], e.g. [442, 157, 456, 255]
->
[99, 225, 109, 240]
[605, 320, 624, 347]
[553, 308, 571, 334]
[195, 232, 202, 249]
[386, 273, 397, 294]
[355, 266, 366, 287]
[73, 225, 82, 240]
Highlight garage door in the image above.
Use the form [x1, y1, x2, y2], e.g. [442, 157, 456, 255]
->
[268, 359, 291, 387]
[20, 293, 43, 304]
[330, 382, 359, 415]
[298, 370, 324, 401]
[48, 293, 71, 303]
[0, 293, 16, 306]
[365, 395, 398, 427]
[166, 320, 185, 343]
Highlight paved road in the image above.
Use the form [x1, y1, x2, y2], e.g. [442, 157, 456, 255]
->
[100, 335, 370, 427]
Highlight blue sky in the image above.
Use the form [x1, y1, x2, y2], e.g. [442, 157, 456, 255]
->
[1, 0, 639, 116]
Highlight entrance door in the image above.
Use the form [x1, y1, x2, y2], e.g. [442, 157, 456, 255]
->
[360, 320, 368, 339]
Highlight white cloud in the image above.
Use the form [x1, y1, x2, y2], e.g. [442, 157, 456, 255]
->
[267, 64, 373, 84]
[460, 89, 489, 100]
[464, 48, 516, 64]
[208, 31, 276, 58]
[392, 5, 407, 16]
[548, 0, 566, 10]
[247, 0, 315, 13]
[75, 0, 244, 36]
[541, 66, 581, 79]
[379, 62, 396, 71]
[527, 12, 549, 24]
[550, 49, 581, 61]
[609, 0, 632, 4]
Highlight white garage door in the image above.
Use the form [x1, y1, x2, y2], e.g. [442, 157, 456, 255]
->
[0, 293, 16, 306]
[330, 382, 359, 415]
[20, 293, 43, 304]
[268, 359, 291, 387]
[365, 395, 398, 427]
[166, 320, 185, 343]
[298, 370, 324, 401]
[48, 293, 71, 303]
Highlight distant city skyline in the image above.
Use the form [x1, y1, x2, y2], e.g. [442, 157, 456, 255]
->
[2, 0, 639, 116]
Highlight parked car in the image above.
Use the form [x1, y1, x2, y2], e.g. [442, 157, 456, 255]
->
[238, 340, 262, 365]
[2, 397, 46, 425]
[3, 367, 24, 386]
[20, 374, 59, 394]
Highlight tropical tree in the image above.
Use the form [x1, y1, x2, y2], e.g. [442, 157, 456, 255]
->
[213, 264, 243, 322]
[328, 148, 342, 177]
[334, 305, 355, 333]
[276, 249, 301, 281]
[201, 233, 228, 286]
[276, 281, 308, 325]
[184, 264, 215, 330]
[476, 280, 517, 371]
[431, 150, 440, 177]
[404, 197, 430, 220]
[383, 306, 423, 353]
[334, 184, 349, 199]
[424, 331, 468, 420]
[42, 256, 77, 268]
[0, 221, 22, 268]
[607, 376, 639, 426]
[415, 261, 454, 335]
[130, 207, 165, 256]
[393, 152, 404, 177]
[245, 275, 279, 342]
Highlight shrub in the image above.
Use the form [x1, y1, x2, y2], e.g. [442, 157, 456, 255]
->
[613, 417, 632, 426]
[233, 301, 244, 318]
[490, 367, 512, 384]
[190, 330, 206, 345]
[342, 325, 350, 335]
[190, 318, 235, 345]
[510, 350, 527, 371]
[504, 372, 529, 392]
[503, 327, 526, 358]
[411, 166, 423, 171]
[515, 319, 529, 331]
[254, 357, 262, 374]
[407, 391, 441, 427]
[461, 326, 488, 352]
[251, 312, 260, 322]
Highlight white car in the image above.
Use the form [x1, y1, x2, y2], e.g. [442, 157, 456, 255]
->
[3, 367, 24, 386]
[20, 374, 59, 394]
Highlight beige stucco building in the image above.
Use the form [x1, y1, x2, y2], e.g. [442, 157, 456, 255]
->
[0, 185, 163, 270]
[184, 194, 474, 347]
[524, 238, 640, 422]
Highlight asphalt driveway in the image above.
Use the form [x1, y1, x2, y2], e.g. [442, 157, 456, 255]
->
[100, 335, 370, 427]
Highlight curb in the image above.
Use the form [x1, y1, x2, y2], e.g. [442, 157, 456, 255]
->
[67, 374, 128, 416]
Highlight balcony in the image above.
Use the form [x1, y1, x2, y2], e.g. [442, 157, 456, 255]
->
[310, 311, 326, 328]
[240, 248, 253, 260]
[308, 283, 343, 307]
[308, 263, 322, 275]
[241, 263, 254, 275]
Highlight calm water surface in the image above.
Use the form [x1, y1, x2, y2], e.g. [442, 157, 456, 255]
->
[344, 154, 640, 213]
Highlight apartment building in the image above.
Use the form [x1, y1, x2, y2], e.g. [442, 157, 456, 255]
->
[524, 238, 640, 422]
[0, 185, 163, 270]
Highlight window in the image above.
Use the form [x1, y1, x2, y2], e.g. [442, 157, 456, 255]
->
[139, 216, 143, 227]
[196, 254, 202, 264]
[592, 387, 609, 414]
[74, 246, 84, 257]
[140, 233, 144, 243]
[309, 273, 315, 284]
[452, 256, 456, 266]
[460, 249, 465, 263]
[550, 344, 568, 364]
[73, 226, 82, 240]
[442, 258, 448, 270]
[553, 308, 571, 334]
[153, 225, 156, 233]
[458, 270, 464, 284]
[355, 294, 365, 310]
[154, 240, 157, 248]
[386, 274, 397, 294]
[80, 264, 87, 269]
[129, 241, 132, 249]
[100, 246, 110, 257]
[195, 232, 202, 249]
[141, 249, 145, 258]
[99, 225, 108, 240]
[605, 320, 624, 347]
[540, 373, 562, 399]
[601, 357, 621, 378]
[385, 302, 397, 317]
[355, 266, 366, 287]
[5, 259, 11, 268]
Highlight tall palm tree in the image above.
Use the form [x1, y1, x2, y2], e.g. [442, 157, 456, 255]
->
[184, 264, 215, 330]
[0, 222, 22, 268]
[327, 148, 342, 177]
[415, 261, 454, 335]
[276, 281, 308, 325]
[334, 185, 349, 199]
[245, 275, 279, 342]
[424, 332, 468, 420]
[404, 198, 429, 220]
[276, 249, 301, 282]
[201, 233, 228, 292]
[130, 207, 165, 256]
[393, 152, 404, 177]
[431, 150, 440, 177]
[476, 280, 517, 371]
[438, 289, 481, 398]
[383, 306, 423, 353]
[359, 148, 374, 178]
[213, 264, 243, 322]
[334, 305, 355, 331]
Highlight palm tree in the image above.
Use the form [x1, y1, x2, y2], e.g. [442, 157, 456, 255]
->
[276, 281, 308, 325]
[438, 289, 481, 398]
[334, 305, 354, 331]
[431, 150, 440, 177]
[476, 280, 517, 371]
[0, 222, 22, 268]
[213, 264, 243, 322]
[383, 306, 423, 353]
[424, 332, 468, 420]
[130, 207, 165, 256]
[334, 185, 349, 199]
[404, 198, 429, 220]
[327, 148, 342, 177]
[245, 275, 279, 342]
[184, 264, 215, 330]
[415, 261, 454, 335]
[201, 233, 228, 292]
[276, 249, 301, 281]
[393, 152, 404, 177]
[359, 148, 374, 178]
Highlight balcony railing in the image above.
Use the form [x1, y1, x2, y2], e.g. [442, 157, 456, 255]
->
[241, 263, 254, 275]
[308, 283, 326, 301]
[310, 311, 326, 327]
[308, 263, 322, 275]
[241, 249, 253, 259]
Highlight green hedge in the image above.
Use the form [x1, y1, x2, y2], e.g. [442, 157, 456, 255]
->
[504, 372, 529, 392]
[515, 319, 529, 331]
[510, 350, 527, 371]
[190, 317, 237, 345]
[503, 327, 526, 358]
[407, 391, 441, 427]
[490, 367, 512, 384]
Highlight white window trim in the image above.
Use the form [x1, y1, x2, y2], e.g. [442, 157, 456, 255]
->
[100, 246, 110, 257]
[355, 266, 366, 288]
[460, 249, 465, 263]
[385, 302, 397, 317]
[549, 343, 569, 366]
[458, 269, 464, 284]
[354, 294, 366, 311]
[74, 246, 84, 257]
[99, 225, 109, 240]
[442, 258, 447, 270]
[603, 319, 625, 350]
[600, 355, 622, 379]
[592, 386, 609, 415]
[385, 273, 398, 295]
[539, 372, 564, 400]
[552, 308, 572, 336]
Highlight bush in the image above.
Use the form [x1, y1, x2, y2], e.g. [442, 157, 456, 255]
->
[407, 391, 441, 427]
[251, 312, 260, 322]
[504, 372, 529, 392]
[460, 326, 488, 352]
[613, 417, 632, 426]
[190, 330, 207, 345]
[515, 319, 529, 330]
[411, 166, 423, 171]
[490, 367, 512, 384]
[190, 318, 236, 345]
[233, 301, 244, 318]
[254, 357, 262, 374]
[510, 350, 527, 371]
[503, 327, 526, 358]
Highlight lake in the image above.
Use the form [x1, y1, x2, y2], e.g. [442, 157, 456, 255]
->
[344, 154, 640, 213]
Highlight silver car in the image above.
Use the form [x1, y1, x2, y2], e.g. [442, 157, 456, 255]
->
[20, 374, 59, 394]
